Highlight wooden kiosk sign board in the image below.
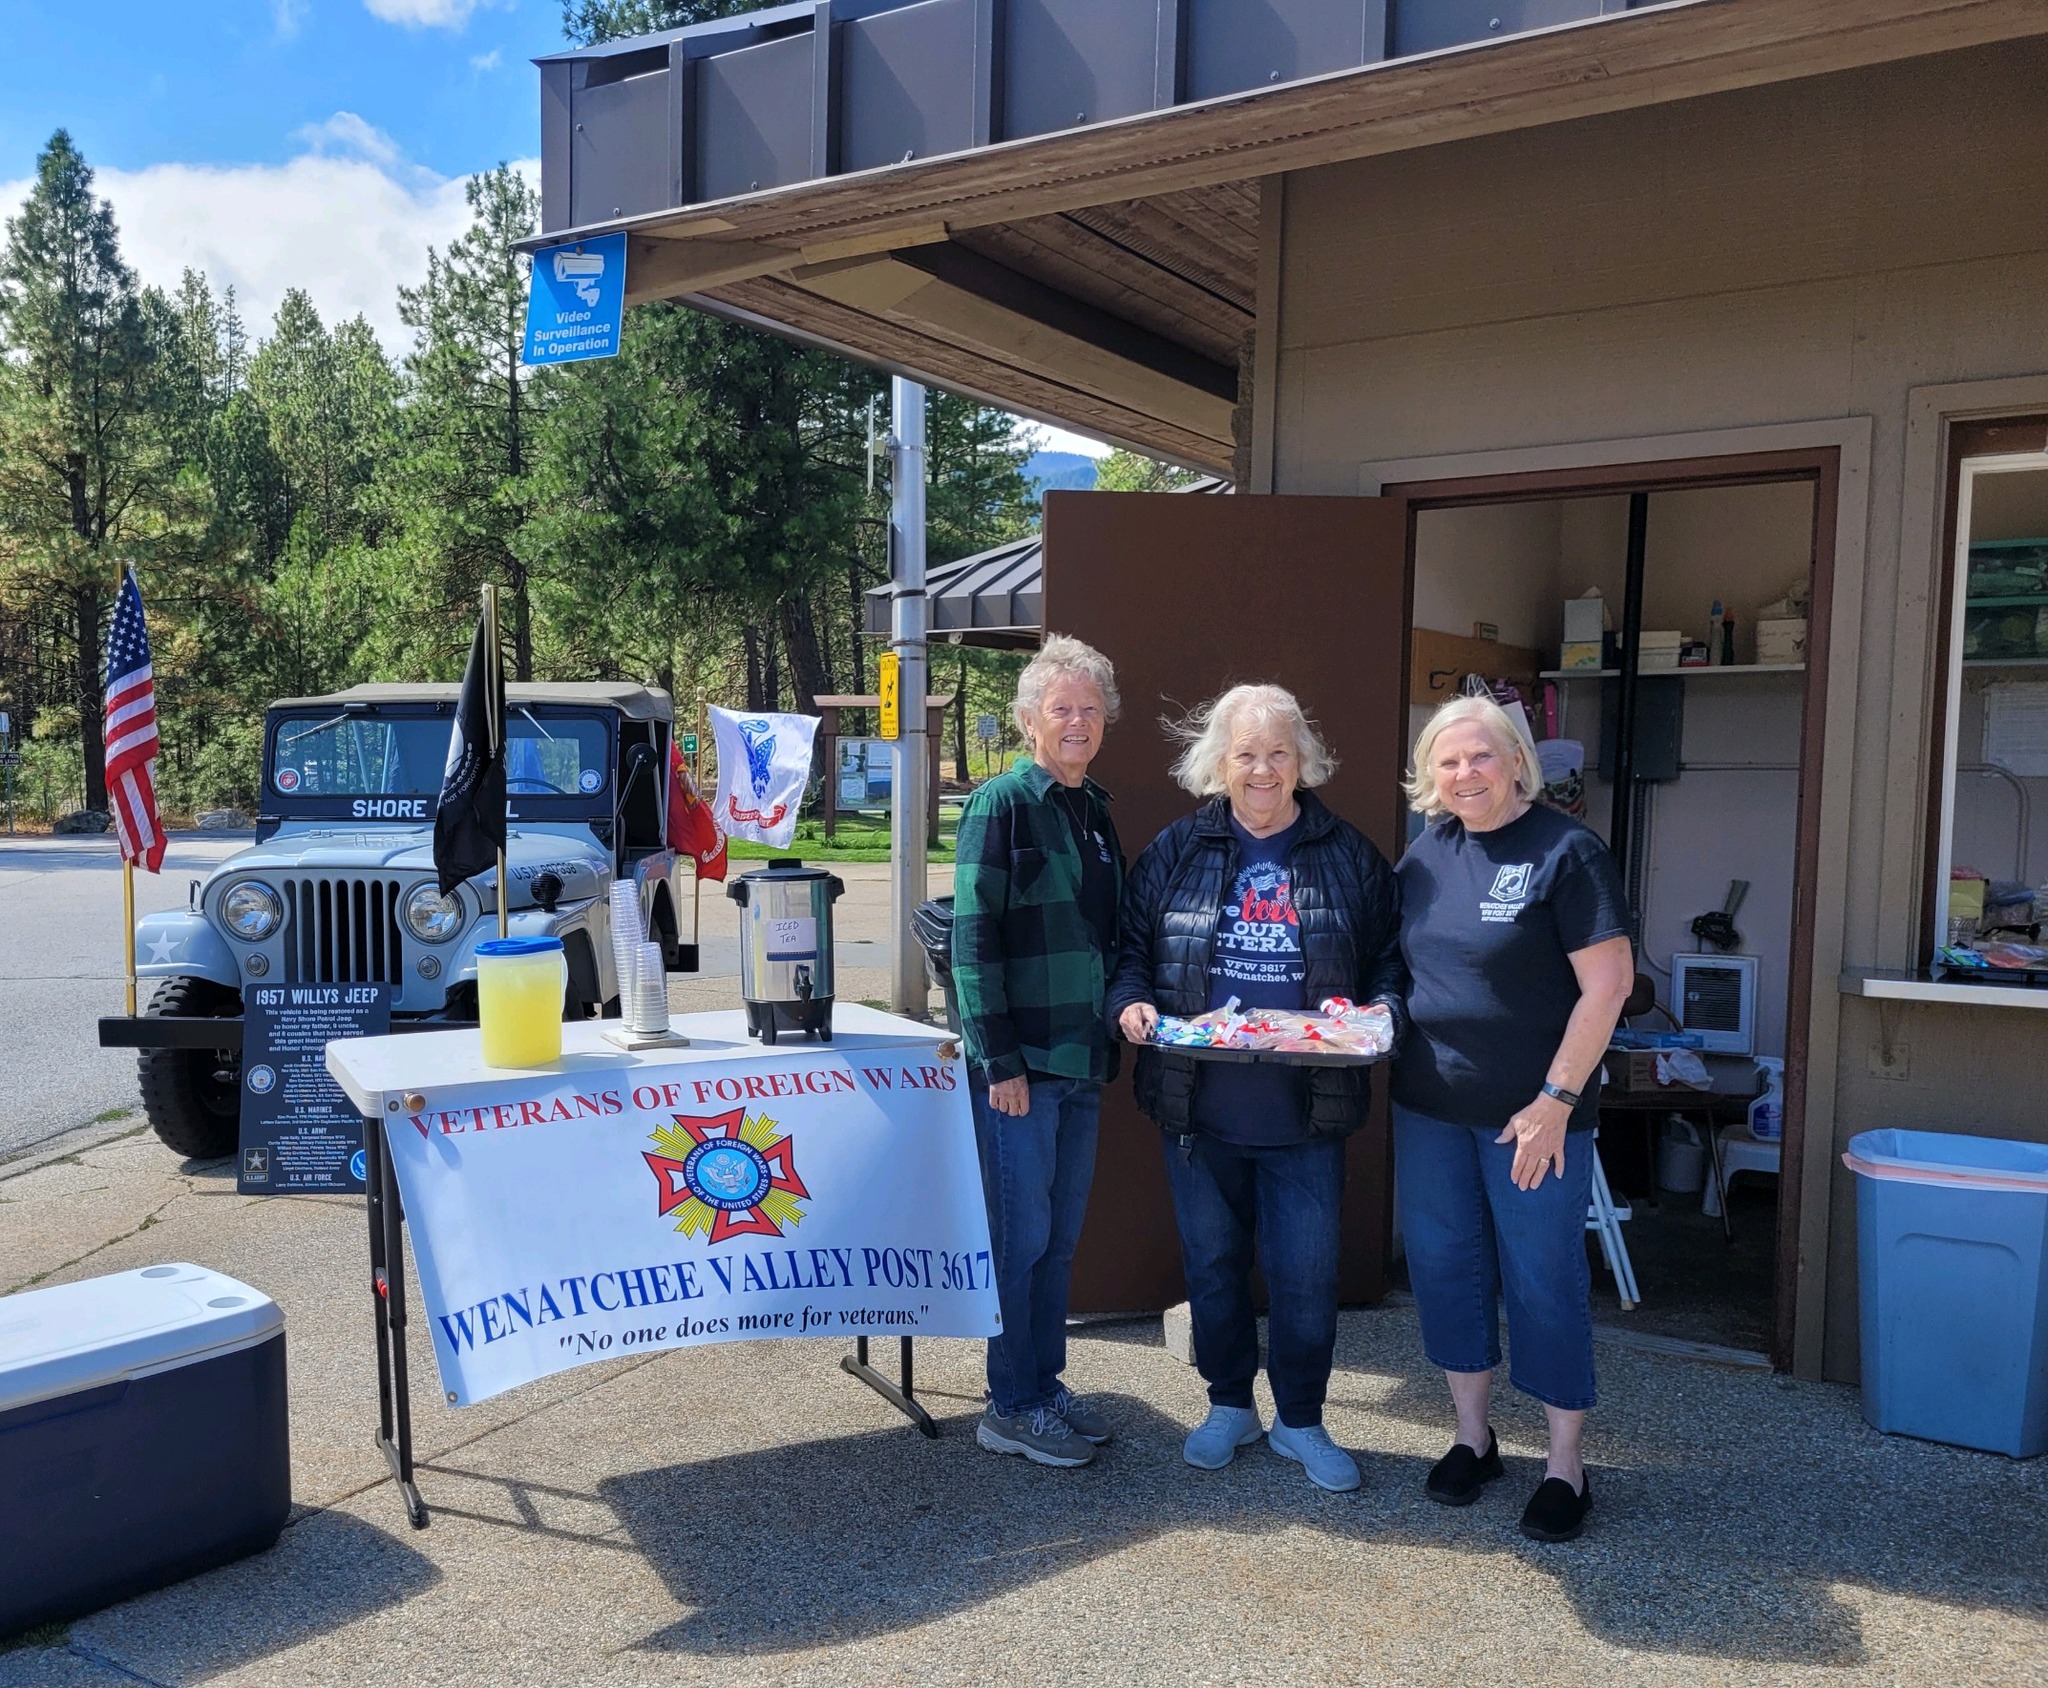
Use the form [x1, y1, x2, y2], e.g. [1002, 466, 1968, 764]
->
[813, 693, 952, 845]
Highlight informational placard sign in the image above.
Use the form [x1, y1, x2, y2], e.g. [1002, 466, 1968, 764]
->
[240, 984, 391, 1193]
[386, 1040, 995, 1405]
[835, 737, 893, 809]
[522, 232, 628, 366]
[877, 651, 900, 740]
[975, 713, 999, 740]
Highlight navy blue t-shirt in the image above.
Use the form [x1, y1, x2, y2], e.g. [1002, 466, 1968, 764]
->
[1393, 804, 1631, 1133]
[1194, 815, 1310, 1146]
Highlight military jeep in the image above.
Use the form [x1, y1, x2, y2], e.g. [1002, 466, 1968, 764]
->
[101, 682, 695, 1158]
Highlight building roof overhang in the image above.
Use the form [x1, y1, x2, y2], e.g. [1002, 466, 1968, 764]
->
[534, 0, 2048, 469]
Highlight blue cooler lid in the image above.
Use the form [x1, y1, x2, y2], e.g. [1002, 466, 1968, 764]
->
[0, 1263, 284, 1415]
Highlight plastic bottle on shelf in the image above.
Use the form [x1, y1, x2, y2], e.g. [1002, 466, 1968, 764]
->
[1749, 1056, 1785, 1142]
[1708, 601, 1724, 664]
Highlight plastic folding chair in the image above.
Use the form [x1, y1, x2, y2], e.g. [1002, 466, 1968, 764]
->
[1584, 1134, 1641, 1310]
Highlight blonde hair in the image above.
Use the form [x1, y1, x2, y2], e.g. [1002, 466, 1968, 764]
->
[1169, 683, 1338, 797]
[1405, 694, 1545, 820]
[1013, 633, 1121, 743]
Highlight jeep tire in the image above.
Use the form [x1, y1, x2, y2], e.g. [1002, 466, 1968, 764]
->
[138, 976, 244, 1160]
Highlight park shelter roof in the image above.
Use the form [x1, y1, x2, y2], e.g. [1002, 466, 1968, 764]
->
[863, 476, 1230, 648]
[529, 0, 2048, 473]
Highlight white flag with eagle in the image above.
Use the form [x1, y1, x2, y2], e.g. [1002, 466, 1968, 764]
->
[709, 706, 818, 848]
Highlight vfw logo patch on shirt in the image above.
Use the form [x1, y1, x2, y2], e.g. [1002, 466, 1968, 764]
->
[1480, 863, 1534, 923]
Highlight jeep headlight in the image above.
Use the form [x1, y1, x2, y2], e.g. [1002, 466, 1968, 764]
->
[404, 884, 463, 944]
[221, 882, 282, 942]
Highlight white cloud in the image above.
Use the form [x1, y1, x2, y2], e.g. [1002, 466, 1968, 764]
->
[1, 127, 538, 354]
[271, 0, 310, 38]
[1024, 424, 1113, 459]
[470, 48, 503, 72]
[363, 0, 481, 28]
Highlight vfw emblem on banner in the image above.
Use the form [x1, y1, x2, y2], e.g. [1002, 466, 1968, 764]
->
[645, 1108, 810, 1242]
[709, 705, 818, 848]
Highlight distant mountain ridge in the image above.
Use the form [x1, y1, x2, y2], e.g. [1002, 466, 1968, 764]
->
[1024, 451, 1098, 500]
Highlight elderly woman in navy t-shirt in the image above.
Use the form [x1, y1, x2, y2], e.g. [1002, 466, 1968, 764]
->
[1393, 694, 1633, 1544]
[1109, 684, 1405, 1495]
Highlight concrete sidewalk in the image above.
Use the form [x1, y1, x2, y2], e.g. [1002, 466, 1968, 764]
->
[4, 1115, 2046, 1687]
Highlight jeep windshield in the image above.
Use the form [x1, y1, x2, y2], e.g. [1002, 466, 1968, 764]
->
[270, 713, 611, 799]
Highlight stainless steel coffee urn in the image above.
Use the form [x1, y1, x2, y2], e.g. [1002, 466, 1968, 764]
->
[727, 860, 845, 1043]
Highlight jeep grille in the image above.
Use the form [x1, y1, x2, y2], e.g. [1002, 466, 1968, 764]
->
[283, 876, 406, 985]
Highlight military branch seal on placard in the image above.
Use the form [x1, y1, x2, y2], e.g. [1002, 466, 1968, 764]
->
[643, 1108, 812, 1243]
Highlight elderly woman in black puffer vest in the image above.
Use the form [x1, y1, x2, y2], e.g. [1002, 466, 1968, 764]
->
[1107, 683, 1405, 1494]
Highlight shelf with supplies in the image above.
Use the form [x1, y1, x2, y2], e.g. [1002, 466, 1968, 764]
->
[1962, 655, 2048, 671]
[1539, 664, 1807, 680]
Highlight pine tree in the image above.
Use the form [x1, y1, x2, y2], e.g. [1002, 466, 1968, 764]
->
[0, 132, 190, 812]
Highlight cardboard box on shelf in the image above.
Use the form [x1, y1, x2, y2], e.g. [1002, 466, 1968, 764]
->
[1558, 640, 1604, 672]
[1757, 617, 1808, 664]
[1563, 593, 1608, 645]
[1637, 631, 1683, 672]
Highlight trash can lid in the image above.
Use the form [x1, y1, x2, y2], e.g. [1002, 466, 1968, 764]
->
[0, 1263, 283, 1415]
[1844, 1129, 2048, 1192]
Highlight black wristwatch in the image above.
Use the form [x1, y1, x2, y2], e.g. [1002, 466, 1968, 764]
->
[1541, 1081, 1582, 1108]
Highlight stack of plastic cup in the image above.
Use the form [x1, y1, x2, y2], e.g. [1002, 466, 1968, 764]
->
[608, 881, 643, 1023]
[630, 941, 670, 1036]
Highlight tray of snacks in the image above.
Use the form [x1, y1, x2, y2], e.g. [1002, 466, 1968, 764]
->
[1935, 943, 2048, 988]
[1133, 997, 1395, 1067]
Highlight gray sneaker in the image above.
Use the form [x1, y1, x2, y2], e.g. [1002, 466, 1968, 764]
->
[1183, 1404, 1264, 1470]
[1268, 1421, 1361, 1492]
[977, 1404, 1096, 1467]
[1052, 1385, 1112, 1445]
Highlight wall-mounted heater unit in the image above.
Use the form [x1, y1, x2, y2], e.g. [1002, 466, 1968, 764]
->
[1671, 953, 1759, 1055]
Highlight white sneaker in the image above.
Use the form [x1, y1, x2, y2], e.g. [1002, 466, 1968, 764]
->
[1182, 1404, 1264, 1470]
[1268, 1421, 1361, 1492]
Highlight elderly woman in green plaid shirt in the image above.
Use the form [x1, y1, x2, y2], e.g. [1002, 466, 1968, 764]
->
[953, 634, 1125, 1469]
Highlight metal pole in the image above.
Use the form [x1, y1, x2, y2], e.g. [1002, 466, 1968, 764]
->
[1608, 492, 1649, 924]
[888, 378, 929, 1018]
[484, 584, 509, 938]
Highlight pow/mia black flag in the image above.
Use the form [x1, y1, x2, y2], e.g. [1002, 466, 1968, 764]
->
[433, 612, 505, 896]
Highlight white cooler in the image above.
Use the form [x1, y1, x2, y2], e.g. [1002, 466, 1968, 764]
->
[0, 1263, 290, 1637]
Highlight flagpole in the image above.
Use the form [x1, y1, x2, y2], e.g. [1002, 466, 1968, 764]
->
[691, 693, 706, 949]
[484, 583, 508, 938]
[116, 561, 138, 1017]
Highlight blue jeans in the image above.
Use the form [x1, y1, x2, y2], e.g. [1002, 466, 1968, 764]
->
[1393, 1103, 1597, 1411]
[1162, 1132, 1345, 1430]
[971, 1075, 1102, 1417]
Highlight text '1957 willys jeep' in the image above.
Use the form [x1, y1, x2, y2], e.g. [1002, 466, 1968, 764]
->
[99, 682, 696, 1157]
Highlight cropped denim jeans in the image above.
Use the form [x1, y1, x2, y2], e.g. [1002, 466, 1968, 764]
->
[971, 1074, 1102, 1417]
[1393, 1103, 1597, 1411]
[1162, 1132, 1346, 1430]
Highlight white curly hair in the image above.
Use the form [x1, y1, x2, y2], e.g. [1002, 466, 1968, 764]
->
[1012, 633, 1121, 743]
[1168, 683, 1338, 797]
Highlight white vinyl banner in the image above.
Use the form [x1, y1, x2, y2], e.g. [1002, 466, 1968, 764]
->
[387, 1039, 995, 1406]
[709, 706, 819, 848]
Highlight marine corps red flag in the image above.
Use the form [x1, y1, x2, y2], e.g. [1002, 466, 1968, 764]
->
[433, 611, 506, 897]
[665, 740, 727, 881]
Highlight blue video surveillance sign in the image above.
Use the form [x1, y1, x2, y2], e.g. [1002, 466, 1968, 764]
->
[523, 232, 628, 366]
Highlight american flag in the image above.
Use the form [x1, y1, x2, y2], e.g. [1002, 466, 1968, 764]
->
[104, 569, 165, 872]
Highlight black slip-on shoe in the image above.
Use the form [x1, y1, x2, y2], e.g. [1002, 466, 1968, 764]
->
[1424, 1431, 1505, 1506]
[1518, 1473, 1594, 1542]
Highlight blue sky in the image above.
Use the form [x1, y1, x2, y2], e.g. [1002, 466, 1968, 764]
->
[1, 0, 1108, 455]
[2, 1, 546, 184]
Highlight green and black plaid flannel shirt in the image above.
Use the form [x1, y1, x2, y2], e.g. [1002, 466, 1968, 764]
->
[952, 756, 1123, 1085]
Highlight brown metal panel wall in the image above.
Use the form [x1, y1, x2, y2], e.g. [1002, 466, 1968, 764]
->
[1040, 489, 1411, 1312]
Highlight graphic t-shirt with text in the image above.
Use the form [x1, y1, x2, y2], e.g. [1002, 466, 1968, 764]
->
[1194, 815, 1310, 1146]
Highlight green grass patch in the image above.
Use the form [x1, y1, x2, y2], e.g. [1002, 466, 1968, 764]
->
[724, 815, 955, 865]
[90, 1107, 132, 1124]
[0, 1620, 69, 1654]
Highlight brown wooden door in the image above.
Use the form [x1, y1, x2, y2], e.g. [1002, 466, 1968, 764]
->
[1040, 489, 1413, 1312]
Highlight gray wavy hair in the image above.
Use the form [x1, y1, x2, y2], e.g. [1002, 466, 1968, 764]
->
[1404, 694, 1544, 819]
[1168, 683, 1338, 797]
[1013, 633, 1121, 741]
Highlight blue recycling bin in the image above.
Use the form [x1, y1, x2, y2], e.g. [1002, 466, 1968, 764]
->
[1846, 1130, 2048, 1457]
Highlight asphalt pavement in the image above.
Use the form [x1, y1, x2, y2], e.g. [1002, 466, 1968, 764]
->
[0, 833, 248, 1159]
